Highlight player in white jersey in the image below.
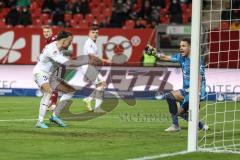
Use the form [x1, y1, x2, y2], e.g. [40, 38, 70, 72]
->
[33, 30, 102, 128]
[82, 25, 108, 113]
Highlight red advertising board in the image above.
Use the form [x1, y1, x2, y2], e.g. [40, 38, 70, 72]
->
[0, 28, 154, 65]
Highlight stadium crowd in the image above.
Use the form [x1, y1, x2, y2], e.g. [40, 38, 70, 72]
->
[0, 0, 239, 30]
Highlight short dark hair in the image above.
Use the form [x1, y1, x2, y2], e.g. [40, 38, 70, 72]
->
[181, 38, 191, 45]
[89, 24, 99, 31]
[56, 30, 72, 40]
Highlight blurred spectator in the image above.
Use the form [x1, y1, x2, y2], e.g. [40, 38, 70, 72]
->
[99, 17, 110, 28]
[54, 0, 67, 11]
[2, 0, 195, 28]
[151, 0, 165, 8]
[180, 0, 191, 4]
[138, 0, 151, 19]
[221, 2, 231, 20]
[65, 0, 81, 15]
[19, 6, 32, 26]
[2, 0, 16, 8]
[231, 9, 240, 20]
[17, 0, 30, 7]
[79, 0, 89, 15]
[5, 6, 20, 26]
[232, 0, 240, 9]
[170, 0, 182, 15]
[52, 8, 64, 26]
[231, 20, 240, 30]
[134, 18, 145, 28]
[42, 0, 55, 13]
[109, 7, 123, 27]
[150, 7, 160, 23]
[123, 0, 133, 19]
[169, 0, 182, 23]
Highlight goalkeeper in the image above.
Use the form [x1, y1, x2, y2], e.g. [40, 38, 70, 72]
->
[147, 38, 208, 132]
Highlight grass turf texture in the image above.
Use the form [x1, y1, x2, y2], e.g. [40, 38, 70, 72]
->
[0, 96, 239, 160]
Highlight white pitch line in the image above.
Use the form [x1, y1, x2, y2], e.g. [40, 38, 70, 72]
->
[127, 150, 189, 160]
[0, 118, 38, 122]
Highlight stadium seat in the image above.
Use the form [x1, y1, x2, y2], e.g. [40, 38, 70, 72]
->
[40, 13, 49, 23]
[30, 2, 38, 12]
[102, 8, 111, 17]
[182, 14, 189, 24]
[15, 25, 24, 28]
[220, 21, 230, 30]
[79, 20, 88, 29]
[1, 8, 10, 17]
[52, 25, 60, 29]
[125, 20, 135, 29]
[91, 8, 100, 17]
[86, 14, 94, 24]
[99, 3, 105, 13]
[160, 15, 170, 24]
[181, 3, 187, 13]
[97, 14, 105, 23]
[33, 8, 41, 18]
[70, 19, 77, 27]
[0, 20, 6, 27]
[73, 14, 83, 23]
[26, 25, 35, 28]
[64, 13, 72, 22]
[33, 19, 42, 27]
[103, 0, 111, 5]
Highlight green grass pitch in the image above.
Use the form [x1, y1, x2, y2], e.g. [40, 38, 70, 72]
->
[0, 96, 239, 160]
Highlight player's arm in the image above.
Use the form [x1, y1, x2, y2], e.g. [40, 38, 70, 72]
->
[146, 44, 172, 61]
[64, 55, 103, 67]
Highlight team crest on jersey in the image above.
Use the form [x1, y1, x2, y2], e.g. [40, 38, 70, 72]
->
[53, 50, 57, 55]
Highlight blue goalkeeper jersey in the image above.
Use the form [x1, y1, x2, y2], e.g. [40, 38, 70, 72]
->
[170, 53, 206, 99]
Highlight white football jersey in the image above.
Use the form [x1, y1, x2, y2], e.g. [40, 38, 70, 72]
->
[33, 41, 69, 76]
[83, 38, 98, 56]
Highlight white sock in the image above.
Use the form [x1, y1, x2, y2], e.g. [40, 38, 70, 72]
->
[53, 93, 74, 116]
[95, 98, 103, 109]
[94, 86, 104, 109]
[59, 92, 74, 101]
[38, 93, 51, 122]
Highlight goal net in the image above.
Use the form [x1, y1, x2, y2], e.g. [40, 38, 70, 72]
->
[191, 0, 240, 153]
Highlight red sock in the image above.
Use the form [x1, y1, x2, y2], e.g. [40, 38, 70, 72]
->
[50, 91, 58, 105]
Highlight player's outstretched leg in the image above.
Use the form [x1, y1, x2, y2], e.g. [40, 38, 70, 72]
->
[93, 84, 106, 113]
[50, 93, 73, 127]
[164, 92, 181, 132]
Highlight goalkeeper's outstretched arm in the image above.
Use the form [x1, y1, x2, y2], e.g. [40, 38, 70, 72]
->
[146, 44, 172, 61]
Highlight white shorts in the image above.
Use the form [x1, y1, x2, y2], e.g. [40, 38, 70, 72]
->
[33, 72, 63, 90]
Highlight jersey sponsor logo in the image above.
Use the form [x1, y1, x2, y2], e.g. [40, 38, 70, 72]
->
[0, 31, 26, 64]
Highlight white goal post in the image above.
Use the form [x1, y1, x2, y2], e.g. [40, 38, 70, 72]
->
[188, 0, 240, 154]
[188, 0, 202, 152]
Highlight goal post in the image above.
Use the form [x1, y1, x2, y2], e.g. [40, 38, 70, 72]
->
[188, 0, 202, 152]
[188, 0, 240, 154]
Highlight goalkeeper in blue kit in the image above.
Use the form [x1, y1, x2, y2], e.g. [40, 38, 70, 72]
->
[147, 38, 208, 132]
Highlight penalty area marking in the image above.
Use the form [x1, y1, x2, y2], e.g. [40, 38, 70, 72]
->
[127, 150, 189, 160]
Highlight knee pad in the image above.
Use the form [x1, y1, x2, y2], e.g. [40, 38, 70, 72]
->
[165, 92, 178, 115]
